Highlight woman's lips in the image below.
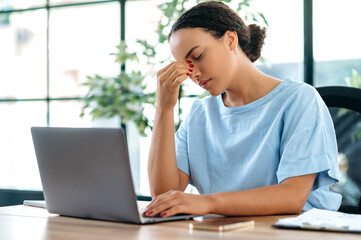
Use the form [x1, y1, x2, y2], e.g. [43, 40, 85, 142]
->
[199, 79, 211, 89]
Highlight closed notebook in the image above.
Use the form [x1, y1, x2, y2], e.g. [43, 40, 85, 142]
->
[190, 217, 254, 232]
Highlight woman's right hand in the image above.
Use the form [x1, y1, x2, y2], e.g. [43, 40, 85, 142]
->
[156, 61, 192, 111]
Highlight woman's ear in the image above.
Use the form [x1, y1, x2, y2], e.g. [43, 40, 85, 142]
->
[223, 31, 238, 51]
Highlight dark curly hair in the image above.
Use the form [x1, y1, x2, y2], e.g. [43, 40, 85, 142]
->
[168, 1, 266, 62]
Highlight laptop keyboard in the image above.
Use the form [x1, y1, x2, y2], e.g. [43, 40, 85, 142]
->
[139, 207, 192, 218]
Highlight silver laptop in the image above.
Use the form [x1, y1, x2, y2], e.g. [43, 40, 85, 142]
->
[31, 127, 195, 224]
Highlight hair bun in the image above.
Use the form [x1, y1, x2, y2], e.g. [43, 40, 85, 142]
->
[246, 24, 266, 62]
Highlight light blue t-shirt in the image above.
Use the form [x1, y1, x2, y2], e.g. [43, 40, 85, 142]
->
[175, 78, 342, 211]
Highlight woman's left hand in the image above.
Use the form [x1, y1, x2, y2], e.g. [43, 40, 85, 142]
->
[143, 190, 213, 217]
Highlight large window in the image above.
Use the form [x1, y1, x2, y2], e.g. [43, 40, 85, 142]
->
[253, 0, 304, 82]
[1, 0, 359, 200]
[0, 0, 120, 191]
[313, 0, 361, 87]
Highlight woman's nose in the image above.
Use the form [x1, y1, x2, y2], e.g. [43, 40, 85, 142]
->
[189, 65, 200, 80]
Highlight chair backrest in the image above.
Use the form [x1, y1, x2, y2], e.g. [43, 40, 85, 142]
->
[316, 86, 361, 214]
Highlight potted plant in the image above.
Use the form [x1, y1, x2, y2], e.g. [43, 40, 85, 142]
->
[80, 41, 156, 137]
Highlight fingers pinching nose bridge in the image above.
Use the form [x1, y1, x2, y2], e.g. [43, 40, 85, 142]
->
[186, 60, 194, 77]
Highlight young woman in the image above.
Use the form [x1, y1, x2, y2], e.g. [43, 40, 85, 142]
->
[145, 1, 341, 218]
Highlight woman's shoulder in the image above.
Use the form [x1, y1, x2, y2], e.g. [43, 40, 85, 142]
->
[280, 78, 330, 123]
[185, 95, 219, 119]
[282, 78, 318, 96]
[279, 78, 321, 106]
[190, 95, 218, 109]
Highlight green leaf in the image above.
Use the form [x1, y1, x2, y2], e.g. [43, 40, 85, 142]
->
[259, 13, 269, 27]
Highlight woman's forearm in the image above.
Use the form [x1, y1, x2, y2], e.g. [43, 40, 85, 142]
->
[208, 186, 302, 216]
[207, 174, 316, 216]
[148, 108, 180, 197]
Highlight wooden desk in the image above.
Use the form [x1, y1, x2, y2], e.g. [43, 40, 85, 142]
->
[0, 202, 359, 240]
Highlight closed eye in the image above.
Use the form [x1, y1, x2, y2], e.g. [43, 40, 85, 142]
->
[194, 53, 202, 61]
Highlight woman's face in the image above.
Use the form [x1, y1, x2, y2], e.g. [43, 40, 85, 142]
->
[169, 28, 235, 96]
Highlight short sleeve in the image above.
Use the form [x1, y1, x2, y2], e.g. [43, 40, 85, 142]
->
[277, 87, 340, 189]
[175, 118, 190, 177]
[175, 101, 202, 178]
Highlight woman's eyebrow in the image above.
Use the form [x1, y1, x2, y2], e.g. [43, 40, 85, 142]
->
[185, 46, 200, 60]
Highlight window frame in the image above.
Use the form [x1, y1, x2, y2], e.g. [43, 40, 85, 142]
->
[0, 0, 315, 205]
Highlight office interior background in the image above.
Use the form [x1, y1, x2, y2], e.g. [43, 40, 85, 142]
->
[0, 0, 360, 205]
